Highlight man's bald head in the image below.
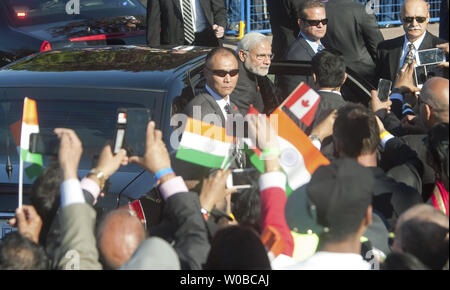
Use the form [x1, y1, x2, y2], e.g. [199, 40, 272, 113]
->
[392, 204, 449, 269]
[420, 77, 449, 127]
[97, 209, 146, 269]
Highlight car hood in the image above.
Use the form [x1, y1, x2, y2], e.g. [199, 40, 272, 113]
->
[14, 15, 146, 42]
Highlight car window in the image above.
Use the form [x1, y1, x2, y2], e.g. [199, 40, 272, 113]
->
[0, 88, 163, 164]
[5, 0, 145, 26]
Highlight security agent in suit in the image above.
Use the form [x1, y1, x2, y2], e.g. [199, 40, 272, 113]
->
[322, 0, 384, 87]
[376, 0, 446, 83]
[276, 0, 327, 100]
[146, 0, 227, 47]
[267, 0, 305, 61]
[184, 47, 241, 127]
[231, 32, 273, 115]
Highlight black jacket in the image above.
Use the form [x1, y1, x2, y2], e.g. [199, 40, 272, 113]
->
[146, 0, 227, 46]
[149, 192, 210, 270]
[230, 60, 265, 115]
[376, 31, 446, 82]
[381, 134, 437, 201]
[276, 35, 316, 100]
[267, 0, 305, 61]
[370, 166, 422, 230]
[323, 0, 384, 86]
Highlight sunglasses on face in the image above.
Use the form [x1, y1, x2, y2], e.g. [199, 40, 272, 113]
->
[403, 16, 427, 23]
[301, 18, 328, 26]
[209, 69, 239, 77]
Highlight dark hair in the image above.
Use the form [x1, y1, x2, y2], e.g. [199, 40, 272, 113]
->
[204, 225, 271, 270]
[0, 232, 49, 270]
[30, 162, 62, 224]
[311, 49, 346, 88]
[298, 0, 325, 19]
[381, 252, 429, 270]
[205, 47, 239, 69]
[333, 104, 380, 157]
[425, 123, 449, 181]
[398, 217, 449, 270]
[231, 183, 261, 233]
[29, 162, 63, 247]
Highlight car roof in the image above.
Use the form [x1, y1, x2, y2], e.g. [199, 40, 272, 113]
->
[0, 45, 210, 91]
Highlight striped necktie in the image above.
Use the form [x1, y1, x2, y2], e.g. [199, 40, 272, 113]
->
[181, 0, 195, 44]
[404, 43, 415, 65]
[317, 43, 324, 52]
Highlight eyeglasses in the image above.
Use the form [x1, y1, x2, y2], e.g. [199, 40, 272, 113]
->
[301, 18, 328, 26]
[209, 69, 239, 77]
[402, 16, 427, 23]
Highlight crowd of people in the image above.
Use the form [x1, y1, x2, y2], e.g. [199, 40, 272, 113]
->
[0, 0, 449, 270]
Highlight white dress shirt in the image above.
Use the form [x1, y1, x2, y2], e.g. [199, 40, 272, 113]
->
[180, 0, 208, 33]
[206, 85, 231, 121]
[300, 32, 324, 54]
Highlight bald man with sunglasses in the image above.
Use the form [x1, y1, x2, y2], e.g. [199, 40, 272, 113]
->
[376, 0, 447, 83]
[184, 47, 241, 127]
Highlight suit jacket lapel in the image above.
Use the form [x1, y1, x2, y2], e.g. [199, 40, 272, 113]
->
[299, 37, 316, 58]
[390, 37, 404, 80]
[202, 90, 227, 125]
[418, 31, 432, 50]
[172, 0, 181, 14]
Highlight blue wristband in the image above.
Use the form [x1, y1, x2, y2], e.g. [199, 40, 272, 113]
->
[155, 168, 174, 180]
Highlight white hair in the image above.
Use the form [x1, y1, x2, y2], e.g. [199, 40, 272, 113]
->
[236, 32, 271, 53]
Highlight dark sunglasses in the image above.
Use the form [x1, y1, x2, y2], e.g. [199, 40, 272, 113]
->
[209, 69, 239, 77]
[301, 18, 328, 26]
[403, 16, 427, 23]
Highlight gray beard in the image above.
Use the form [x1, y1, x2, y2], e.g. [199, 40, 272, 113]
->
[244, 59, 269, 77]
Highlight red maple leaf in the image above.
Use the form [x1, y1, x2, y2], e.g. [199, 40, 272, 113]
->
[301, 99, 310, 107]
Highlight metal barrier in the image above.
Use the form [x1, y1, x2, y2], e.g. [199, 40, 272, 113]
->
[225, 0, 441, 36]
[356, 0, 441, 26]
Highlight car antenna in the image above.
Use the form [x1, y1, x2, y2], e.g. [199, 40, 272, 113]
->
[115, 169, 146, 208]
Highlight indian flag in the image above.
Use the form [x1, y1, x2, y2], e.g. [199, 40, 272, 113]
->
[282, 82, 320, 127]
[10, 97, 43, 179]
[246, 107, 329, 196]
[176, 118, 233, 168]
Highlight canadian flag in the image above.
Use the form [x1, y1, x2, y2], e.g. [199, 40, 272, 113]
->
[282, 82, 320, 127]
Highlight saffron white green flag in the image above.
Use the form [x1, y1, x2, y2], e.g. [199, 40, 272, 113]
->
[246, 106, 329, 196]
[176, 118, 233, 168]
[10, 97, 43, 179]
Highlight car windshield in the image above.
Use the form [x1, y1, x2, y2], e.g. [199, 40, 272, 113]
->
[5, 0, 145, 26]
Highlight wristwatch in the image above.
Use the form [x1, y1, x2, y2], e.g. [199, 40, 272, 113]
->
[88, 168, 106, 189]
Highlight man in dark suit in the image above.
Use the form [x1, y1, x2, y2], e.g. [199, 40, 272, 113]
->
[267, 0, 305, 61]
[376, 0, 446, 83]
[231, 32, 272, 115]
[184, 47, 240, 127]
[322, 0, 384, 86]
[146, 0, 227, 47]
[276, 0, 327, 100]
